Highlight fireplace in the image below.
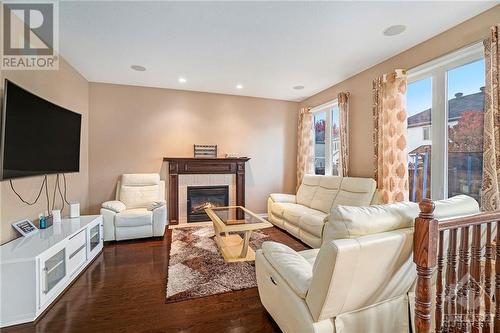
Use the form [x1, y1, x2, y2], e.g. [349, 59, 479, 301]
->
[187, 186, 229, 223]
[165, 157, 250, 224]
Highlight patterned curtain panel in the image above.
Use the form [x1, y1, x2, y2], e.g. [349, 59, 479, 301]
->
[373, 69, 409, 204]
[337, 92, 350, 176]
[297, 107, 314, 188]
[481, 25, 500, 211]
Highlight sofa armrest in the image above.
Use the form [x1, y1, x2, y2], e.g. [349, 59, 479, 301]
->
[152, 204, 167, 237]
[102, 200, 126, 213]
[100, 208, 118, 241]
[261, 241, 313, 298]
[269, 193, 296, 204]
[148, 200, 166, 211]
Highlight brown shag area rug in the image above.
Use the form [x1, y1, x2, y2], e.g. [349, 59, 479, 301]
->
[166, 225, 271, 303]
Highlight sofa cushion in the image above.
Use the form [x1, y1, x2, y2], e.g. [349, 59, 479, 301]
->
[283, 205, 325, 226]
[262, 241, 313, 298]
[121, 173, 160, 186]
[310, 176, 342, 213]
[271, 202, 303, 218]
[120, 185, 161, 209]
[324, 201, 419, 242]
[115, 208, 153, 227]
[283, 206, 308, 225]
[296, 175, 321, 207]
[119, 174, 161, 209]
[270, 193, 296, 204]
[300, 213, 328, 237]
[332, 177, 376, 208]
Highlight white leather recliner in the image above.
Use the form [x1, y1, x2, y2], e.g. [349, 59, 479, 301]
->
[268, 175, 378, 248]
[101, 173, 167, 241]
[256, 195, 480, 333]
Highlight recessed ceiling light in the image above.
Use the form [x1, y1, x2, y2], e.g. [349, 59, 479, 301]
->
[383, 25, 406, 36]
[130, 65, 146, 71]
[178, 77, 187, 83]
[293, 85, 305, 90]
[236, 84, 243, 89]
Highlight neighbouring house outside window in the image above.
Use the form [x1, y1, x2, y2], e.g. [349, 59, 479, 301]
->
[423, 126, 431, 141]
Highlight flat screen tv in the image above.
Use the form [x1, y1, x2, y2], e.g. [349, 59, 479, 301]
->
[0, 79, 82, 180]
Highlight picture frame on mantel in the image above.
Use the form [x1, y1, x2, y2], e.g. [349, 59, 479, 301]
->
[194, 144, 217, 158]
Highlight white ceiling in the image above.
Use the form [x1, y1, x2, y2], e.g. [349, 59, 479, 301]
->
[58, 1, 497, 102]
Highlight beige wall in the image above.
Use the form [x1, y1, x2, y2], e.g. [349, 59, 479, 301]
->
[88, 83, 298, 215]
[2, 5, 497, 243]
[0, 59, 90, 244]
[300, 5, 500, 179]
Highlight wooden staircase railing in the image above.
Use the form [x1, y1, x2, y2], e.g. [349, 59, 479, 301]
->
[414, 198, 500, 333]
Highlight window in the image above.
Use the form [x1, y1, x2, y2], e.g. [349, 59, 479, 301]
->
[407, 43, 485, 203]
[312, 100, 340, 175]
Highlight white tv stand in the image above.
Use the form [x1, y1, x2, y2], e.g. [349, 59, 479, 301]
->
[0, 215, 103, 328]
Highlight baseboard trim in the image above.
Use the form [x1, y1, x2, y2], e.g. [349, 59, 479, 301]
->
[169, 221, 212, 229]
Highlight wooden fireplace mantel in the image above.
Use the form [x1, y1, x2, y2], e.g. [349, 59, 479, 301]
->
[163, 157, 251, 224]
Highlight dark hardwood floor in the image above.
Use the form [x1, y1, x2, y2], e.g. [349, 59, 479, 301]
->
[4, 226, 308, 333]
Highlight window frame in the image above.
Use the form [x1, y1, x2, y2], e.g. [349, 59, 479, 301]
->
[407, 42, 484, 200]
[311, 99, 339, 176]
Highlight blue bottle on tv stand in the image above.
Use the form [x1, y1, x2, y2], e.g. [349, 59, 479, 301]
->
[39, 214, 47, 229]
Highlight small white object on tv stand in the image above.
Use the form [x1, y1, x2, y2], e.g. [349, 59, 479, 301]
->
[51, 209, 61, 223]
[0, 215, 103, 328]
[70, 202, 80, 218]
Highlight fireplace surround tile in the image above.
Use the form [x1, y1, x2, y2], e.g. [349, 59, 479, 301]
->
[178, 174, 236, 224]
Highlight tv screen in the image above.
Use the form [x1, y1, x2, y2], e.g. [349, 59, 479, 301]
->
[1, 80, 81, 180]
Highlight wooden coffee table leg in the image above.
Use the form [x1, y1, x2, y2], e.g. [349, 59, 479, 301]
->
[240, 231, 251, 258]
[212, 222, 221, 241]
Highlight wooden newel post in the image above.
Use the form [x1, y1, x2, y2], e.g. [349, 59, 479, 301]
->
[413, 199, 438, 333]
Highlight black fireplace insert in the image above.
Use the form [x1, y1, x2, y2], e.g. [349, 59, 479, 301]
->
[187, 185, 229, 223]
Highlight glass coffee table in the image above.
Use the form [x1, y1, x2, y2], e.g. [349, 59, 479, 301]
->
[205, 206, 272, 262]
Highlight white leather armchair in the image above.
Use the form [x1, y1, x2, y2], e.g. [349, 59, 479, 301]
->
[257, 195, 480, 333]
[257, 231, 415, 333]
[101, 173, 167, 241]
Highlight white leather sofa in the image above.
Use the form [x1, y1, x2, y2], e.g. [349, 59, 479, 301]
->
[101, 173, 167, 241]
[268, 175, 378, 248]
[256, 195, 480, 333]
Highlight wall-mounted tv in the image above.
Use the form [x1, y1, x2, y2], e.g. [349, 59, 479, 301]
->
[0, 79, 82, 180]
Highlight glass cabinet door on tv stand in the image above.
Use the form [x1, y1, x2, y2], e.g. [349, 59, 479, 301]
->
[87, 221, 103, 260]
[39, 242, 68, 308]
